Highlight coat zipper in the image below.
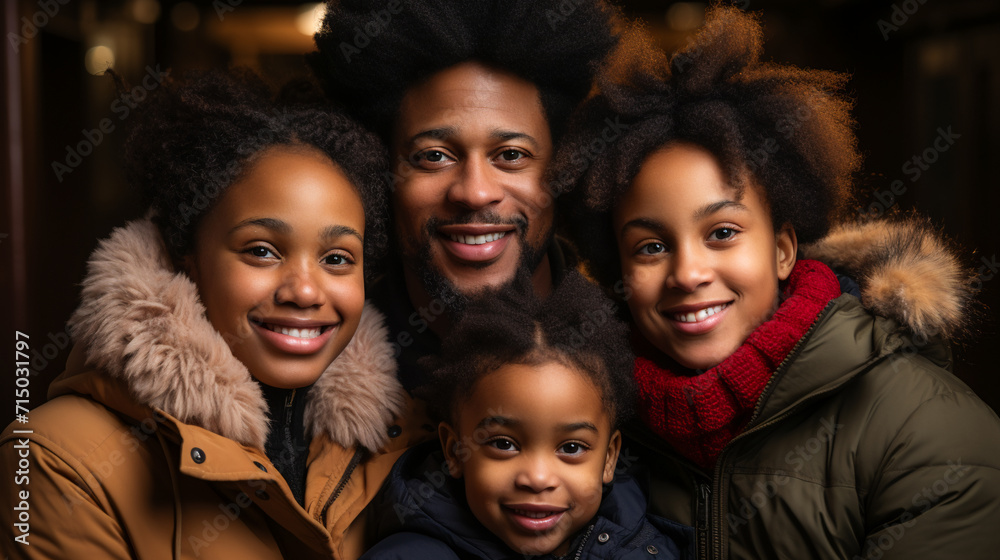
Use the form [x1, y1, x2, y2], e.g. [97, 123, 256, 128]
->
[281, 389, 296, 460]
[284, 389, 295, 423]
[696, 483, 712, 560]
[744, 301, 834, 429]
[705, 300, 903, 559]
[320, 448, 366, 525]
[572, 524, 595, 560]
[705, 301, 835, 559]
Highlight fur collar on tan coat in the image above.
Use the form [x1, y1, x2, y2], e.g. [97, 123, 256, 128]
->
[66, 217, 406, 452]
[802, 216, 974, 341]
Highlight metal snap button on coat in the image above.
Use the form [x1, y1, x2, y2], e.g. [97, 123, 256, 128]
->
[190, 447, 206, 464]
[597, 533, 610, 543]
[647, 545, 659, 554]
[387, 425, 402, 438]
[253, 461, 267, 472]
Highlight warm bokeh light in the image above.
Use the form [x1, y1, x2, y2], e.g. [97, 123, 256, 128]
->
[296, 3, 326, 36]
[85, 45, 115, 75]
[131, 0, 161, 24]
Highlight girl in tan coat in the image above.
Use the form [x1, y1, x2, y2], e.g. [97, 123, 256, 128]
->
[1, 70, 417, 559]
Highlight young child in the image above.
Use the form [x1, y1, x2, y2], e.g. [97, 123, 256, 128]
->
[552, 6, 1000, 559]
[362, 271, 692, 559]
[0, 70, 408, 559]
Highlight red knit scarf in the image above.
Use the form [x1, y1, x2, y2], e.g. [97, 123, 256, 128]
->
[633, 260, 842, 470]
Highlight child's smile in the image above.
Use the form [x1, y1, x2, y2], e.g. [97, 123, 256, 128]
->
[186, 145, 367, 389]
[613, 142, 797, 371]
[440, 361, 621, 556]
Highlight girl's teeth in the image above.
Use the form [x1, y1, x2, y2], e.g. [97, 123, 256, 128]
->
[673, 304, 728, 323]
[267, 324, 322, 339]
[448, 232, 506, 245]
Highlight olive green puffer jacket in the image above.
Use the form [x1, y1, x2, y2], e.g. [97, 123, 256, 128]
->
[628, 220, 1000, 560]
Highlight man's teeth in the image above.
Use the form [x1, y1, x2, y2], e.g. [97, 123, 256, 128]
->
[448, 232, 507, 245]
[265, 324, 323, 339]
[673, 304, 728, 323]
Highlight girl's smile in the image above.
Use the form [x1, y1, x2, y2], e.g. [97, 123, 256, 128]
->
[250, 317, 340, 354]
[662, 300, 733, 336]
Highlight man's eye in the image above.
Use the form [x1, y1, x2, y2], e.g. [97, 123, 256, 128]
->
[411, 150, 453, 168]
[500, 150, 523, 161]
[637, 242, 666, 255]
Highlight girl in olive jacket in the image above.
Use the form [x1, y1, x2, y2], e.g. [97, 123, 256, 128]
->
[0, 71, 418, 560]
[552, 6, 1000, 560]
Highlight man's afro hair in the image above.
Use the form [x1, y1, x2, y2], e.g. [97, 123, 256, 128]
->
[307, 0, 622, 142]
[122, 68, 389, 275]
[551, 6, 861, 285]
[418, 269, 636, 428]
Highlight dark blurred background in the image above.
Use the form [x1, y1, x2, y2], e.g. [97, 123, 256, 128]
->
[3, 0, 999, 417]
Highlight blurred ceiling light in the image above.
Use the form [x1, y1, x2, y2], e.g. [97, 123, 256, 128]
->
[297, 3, 326, 36]
[131, 0, 161, 24]
[171, 2, 200, 32]
[85, 45, 115, 75]
[666, 2, 706, 32]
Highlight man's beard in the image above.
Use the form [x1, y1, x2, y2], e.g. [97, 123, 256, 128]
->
[404, 210, 553, 318]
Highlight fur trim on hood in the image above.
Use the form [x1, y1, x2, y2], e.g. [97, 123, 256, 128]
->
[802, 216, 974, 341]
[67, 218, 406, 452]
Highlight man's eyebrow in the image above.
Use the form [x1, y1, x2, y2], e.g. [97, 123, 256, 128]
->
[229, 217, 289, 235]
[694, 199, 748, 220]
[490, 129, 540, 150]
[405, 126, 458, 146]
[321, 224, 363, 243]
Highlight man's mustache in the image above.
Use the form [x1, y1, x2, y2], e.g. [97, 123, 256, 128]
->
[425, 210, 528, 236]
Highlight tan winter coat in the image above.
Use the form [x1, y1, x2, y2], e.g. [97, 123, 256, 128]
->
[0, 218, 431, 560]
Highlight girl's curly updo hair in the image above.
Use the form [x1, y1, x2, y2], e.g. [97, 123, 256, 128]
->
[122, 68, 389, 276]
[418, 269, 636, 428]
[551, 5, 861, 287]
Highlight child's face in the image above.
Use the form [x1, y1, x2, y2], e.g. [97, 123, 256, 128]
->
[612, 142, 797, 371]
[186, 145, 366, 389]
[440, 361, 621, 557]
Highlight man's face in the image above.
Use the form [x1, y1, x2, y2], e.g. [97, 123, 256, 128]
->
[391, 62, 555, 305]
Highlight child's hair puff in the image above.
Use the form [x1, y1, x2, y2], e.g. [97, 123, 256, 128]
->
[419, 270, 636, 428]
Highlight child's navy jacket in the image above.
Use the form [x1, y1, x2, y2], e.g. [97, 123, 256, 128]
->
[363, 442, 694, 560]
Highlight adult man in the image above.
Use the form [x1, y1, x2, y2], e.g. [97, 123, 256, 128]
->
[309, 0, 622, 390]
